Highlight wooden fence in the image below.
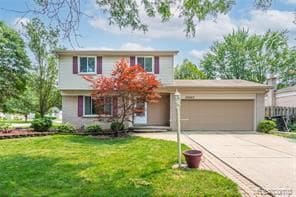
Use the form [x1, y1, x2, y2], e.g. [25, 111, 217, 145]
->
[265, 106, 296, 120]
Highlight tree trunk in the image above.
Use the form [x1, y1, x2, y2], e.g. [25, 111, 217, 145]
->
[24, 114, 28, 122]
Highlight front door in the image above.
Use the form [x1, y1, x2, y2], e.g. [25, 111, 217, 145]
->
[134, 102, 147, 124]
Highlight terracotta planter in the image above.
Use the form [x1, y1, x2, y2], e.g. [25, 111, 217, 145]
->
[183, 150, 202, 168]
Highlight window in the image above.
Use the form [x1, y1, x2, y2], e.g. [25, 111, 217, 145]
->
[84, 96, 96, 115]
[79, 57, 95, 73]
[84, 96, 112, 116]
[137, 57, 153, 72]
[135, 102, 145, 117]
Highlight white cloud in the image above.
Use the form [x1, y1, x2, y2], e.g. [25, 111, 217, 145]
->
[190, 49, 208, 61]
[12, 17, 30, 32]
[89, 9, 295, 45]
[89, 16, 185, 39]
[89, 14, 234, 43]
[283, 0, 296, 4]
[74, 42, 154, 50]
[119, 42, 154, 50]
[194, 15, 236, 43]
[239, 10, 295, 34]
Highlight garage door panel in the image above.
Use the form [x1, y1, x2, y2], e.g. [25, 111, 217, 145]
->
[181, 100, 254, 131]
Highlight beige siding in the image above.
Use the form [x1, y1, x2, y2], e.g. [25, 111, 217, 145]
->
[256, 93, 265, 129]
[62, 96, 112, 129]
[276, 95, 296, 107]
[59, 55, 174, 90]
[170, 93, 177, 130]
[158, 56, 174, 84]
[147, 94, 170, 125]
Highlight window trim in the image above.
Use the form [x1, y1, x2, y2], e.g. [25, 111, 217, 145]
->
[78, 56, 97, 74]
[83, 96, 113, 117]
[136, 56, 154, 73]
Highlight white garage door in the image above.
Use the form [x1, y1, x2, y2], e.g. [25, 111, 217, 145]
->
[181, 100, 254, 131]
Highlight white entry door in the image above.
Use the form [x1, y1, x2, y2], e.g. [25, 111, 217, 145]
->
[134, 102, 147, 124]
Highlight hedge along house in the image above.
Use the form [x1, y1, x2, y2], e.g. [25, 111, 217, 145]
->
[56, 50, 270, 131]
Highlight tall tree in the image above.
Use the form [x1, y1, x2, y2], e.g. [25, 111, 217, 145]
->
[0, 21, 30, 106]
[175, 59, 206, 80]
[25, 18, 61, 117]
[2, 85, 37, 121]
[200, 29, 294, 86]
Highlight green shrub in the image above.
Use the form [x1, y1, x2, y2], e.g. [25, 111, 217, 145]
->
[258, 120, 276, 133]
[56, 123, 76, 133]
[34, 112, 41, 119]
[288, 123, 296, 132]
[110, 121, 124, 132]
[0, 123, 11, 132]
[85, 124, 102, 133]
[31, 118, 52, 132]
[44, 116, 56, 120]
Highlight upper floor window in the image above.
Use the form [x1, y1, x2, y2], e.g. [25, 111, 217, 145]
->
[84, 96, 112, 116]
[137, 57, 153, 72]
[79, 57, 96, 73]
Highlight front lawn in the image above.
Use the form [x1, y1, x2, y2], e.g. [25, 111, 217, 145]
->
[0, 135, 240, 196]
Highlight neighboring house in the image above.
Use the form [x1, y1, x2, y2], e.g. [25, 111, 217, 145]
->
[56, 50, 269, 131]
[276, 86, 296, 107]
[265, 77, 296, 107]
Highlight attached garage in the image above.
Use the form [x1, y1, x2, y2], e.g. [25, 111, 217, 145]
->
[181, 100, 254, 131]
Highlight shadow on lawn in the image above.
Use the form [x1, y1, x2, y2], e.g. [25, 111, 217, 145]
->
[0, 154, 154, 196]
[60, 134, 140, 146]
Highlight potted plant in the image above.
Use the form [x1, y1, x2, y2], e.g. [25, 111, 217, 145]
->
[183, 150, 203, 168]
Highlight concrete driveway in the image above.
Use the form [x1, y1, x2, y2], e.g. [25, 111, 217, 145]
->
[185, 132, 296, 196]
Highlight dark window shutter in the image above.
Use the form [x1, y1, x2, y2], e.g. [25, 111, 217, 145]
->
[113, 97, 118, 117]
[78, 96, 83, 117]
[73, 56, 78, 74]
[154, 56, 159, 74]
[130, 56, 135, 66]
[97, 56, 102, 74]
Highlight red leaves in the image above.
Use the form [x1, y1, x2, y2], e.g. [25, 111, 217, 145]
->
[81, 58, 161, 122]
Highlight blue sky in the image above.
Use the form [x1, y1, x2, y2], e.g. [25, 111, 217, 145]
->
[1, 0, 295, 65]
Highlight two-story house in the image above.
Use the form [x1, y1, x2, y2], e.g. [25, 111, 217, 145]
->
[56, 50, 270, 131]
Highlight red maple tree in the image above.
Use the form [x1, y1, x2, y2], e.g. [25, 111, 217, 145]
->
[83, 58, 161, 130]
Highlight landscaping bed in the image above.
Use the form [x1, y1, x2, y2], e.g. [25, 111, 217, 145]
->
[0, 135, 240, 196]
[0, 129, 55, 139]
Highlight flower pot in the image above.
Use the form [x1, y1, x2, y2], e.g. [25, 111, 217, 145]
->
[183, 150, 203, 168]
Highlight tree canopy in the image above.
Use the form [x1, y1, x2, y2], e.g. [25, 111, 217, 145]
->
[0, 21, 30, 106]
[4, 0, 276, 43]
[175, 59, 206, 80]
[200, 29, 296, 88]
[2, 84, 37, 120]
[25, 18, 61, 117]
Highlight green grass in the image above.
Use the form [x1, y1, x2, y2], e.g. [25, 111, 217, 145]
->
[0, 135, 240, 196]
[0, 120, 31, 124]
[269, 130, 296, 139]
